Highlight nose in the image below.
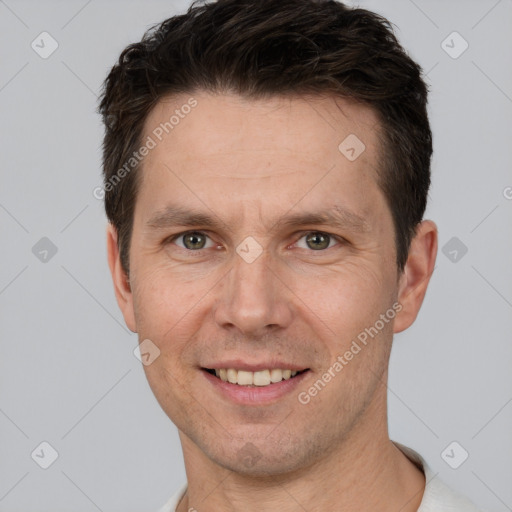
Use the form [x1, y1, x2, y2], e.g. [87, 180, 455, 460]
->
[213, 248, 294, 338]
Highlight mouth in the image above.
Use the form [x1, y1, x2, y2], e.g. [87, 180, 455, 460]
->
[202, 367, 310, 387]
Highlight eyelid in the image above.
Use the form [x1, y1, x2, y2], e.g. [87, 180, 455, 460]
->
[166, 229, 344, 251]
[292, 230, 343, 250]
[167, 230, 217, 250]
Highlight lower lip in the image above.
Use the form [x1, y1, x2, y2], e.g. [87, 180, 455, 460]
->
[202, 369, 310, 405]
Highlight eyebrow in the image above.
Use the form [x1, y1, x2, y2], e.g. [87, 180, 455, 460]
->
[145, 204, 371, 234]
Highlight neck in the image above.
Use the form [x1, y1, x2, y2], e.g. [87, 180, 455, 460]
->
[176, 382, 425, 512]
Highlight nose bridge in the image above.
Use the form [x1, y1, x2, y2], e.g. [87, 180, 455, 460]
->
[214, 246, 292, 335]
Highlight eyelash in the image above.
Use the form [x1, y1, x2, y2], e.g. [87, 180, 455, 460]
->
[166, 230, 343, 253]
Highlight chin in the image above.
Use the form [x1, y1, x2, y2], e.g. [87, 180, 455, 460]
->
[204, 437, 316, 478]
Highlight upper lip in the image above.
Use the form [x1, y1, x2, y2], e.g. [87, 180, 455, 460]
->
[201, 360, 309, 372]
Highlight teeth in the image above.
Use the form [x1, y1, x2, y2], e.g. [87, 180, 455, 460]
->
[227, 368, 237, 384]
[237, 370, 253, 386]
[270, 369, 283, 383]
[253, 370, 270, 386]
[213, 368, 303, 386]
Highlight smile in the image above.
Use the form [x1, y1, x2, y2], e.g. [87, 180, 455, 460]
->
[203, 368, 309, 387]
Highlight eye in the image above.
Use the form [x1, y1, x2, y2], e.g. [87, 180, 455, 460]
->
[168, 230, 341, 253]
[172, 231, 216, 250]
[295, 231, 339, 251]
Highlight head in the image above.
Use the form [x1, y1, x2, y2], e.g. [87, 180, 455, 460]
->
[100, 0, 437, 476]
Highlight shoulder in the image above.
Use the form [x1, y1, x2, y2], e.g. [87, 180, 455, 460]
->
[393, 441, 485, 512]
[155, 482, 187, 512]
[419, 475, 483, 512]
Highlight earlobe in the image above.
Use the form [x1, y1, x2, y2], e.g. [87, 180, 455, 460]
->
[106, 224, 137, 332]
[394, 220, 438, 334]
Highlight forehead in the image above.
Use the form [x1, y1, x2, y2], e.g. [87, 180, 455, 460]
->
[134, 92, 386, 232]
[141, 91, 381, 175]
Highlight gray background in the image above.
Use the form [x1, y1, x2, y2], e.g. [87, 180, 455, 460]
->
[1, 0, 511, 511]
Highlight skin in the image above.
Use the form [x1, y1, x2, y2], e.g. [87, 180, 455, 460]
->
[107, 91, 437, 511]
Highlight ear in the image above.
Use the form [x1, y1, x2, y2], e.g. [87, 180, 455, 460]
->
[394, 220, 438, 334]
[106, 224, 137, 332]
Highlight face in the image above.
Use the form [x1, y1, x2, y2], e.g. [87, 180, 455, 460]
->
[109, 92, 429, 476]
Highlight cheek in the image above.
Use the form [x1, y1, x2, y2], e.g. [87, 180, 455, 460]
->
[131, 265, 209, 343]
[291, 259, 391, 332]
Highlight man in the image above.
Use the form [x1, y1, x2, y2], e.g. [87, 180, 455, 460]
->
[98, 1, 483, 510]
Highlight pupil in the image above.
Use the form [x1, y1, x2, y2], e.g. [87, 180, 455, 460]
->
[185, 233, 205, 249]
[307, 232, 329, 250]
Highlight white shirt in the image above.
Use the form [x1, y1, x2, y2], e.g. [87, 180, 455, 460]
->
[156, 442, 483, 512]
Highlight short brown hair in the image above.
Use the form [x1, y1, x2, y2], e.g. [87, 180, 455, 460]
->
[98, 0, 432, 275]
